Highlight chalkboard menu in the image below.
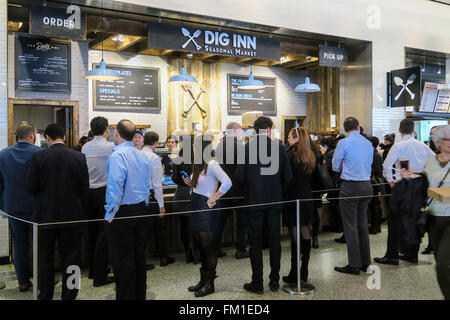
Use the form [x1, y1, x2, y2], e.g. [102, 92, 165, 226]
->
[93, 64, 160, 111]
[15, 36, 71, 92]
[227, 74, 277, 115]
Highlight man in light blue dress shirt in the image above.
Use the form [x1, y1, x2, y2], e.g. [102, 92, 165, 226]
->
[332, 117, 373, 275]
[104, 119, 151, 300]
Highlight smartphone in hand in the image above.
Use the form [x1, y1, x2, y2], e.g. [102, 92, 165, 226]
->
[181, 171, 191, 181]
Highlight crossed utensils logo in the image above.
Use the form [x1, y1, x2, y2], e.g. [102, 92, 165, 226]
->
[182, 81, 208, 119]
[181, 27, 202, 50]
[394, 73, 416, 101]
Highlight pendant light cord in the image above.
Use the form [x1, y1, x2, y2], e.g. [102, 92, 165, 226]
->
[101, 0, 104, 61]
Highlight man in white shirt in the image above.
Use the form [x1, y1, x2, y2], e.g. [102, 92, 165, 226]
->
[375, 119, 434, 266]
[142, 132, 175, 267]
[82, 116, 115, 287]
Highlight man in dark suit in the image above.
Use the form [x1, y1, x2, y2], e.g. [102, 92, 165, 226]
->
[0, 123, 41, 292]
[236, 116, 293, 294]
[215, 122, 249, 259]
[26, 124, 89, 300]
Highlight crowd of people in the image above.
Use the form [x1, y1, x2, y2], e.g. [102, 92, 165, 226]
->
[0, 115, 448, 300]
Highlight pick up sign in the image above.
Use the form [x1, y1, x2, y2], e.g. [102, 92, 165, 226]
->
[319, 45, 347, 68]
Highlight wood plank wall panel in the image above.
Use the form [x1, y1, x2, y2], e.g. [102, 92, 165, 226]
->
[305, 66, 340, 133]
[167, 58, 221, 137]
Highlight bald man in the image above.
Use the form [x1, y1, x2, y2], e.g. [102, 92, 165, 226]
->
[104, 119, 151, 300]
[215, 122, 249, 259]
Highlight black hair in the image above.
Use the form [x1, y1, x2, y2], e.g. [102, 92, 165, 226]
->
[253, 116, 273, 132]
[399, 119, 414, 135]
[368, 136, 379, 149]
[44, 124, 65, 141]
[343, 117, 359, 132]
[144, 131, 159, 146]
[90, 116, 109, 136]
[116, 120, 136, 141]
[322, 137, 335, 149]
[166, 135, 179, 144]
[79, 136, 89, 146]
[384, 133, 396, 144]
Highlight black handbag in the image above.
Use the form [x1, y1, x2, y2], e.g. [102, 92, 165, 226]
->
[417, 166, 450, 236]
[317, 163, 334, 190]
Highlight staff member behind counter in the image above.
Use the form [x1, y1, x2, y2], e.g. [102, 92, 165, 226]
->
[161, 135, 179, 178]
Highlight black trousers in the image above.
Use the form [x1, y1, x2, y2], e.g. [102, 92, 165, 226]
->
[86, 187, 109, 280]
[339, 181, 372, 269]
[215, 198, 248, 252]
[38, 226, 81, 300]
[147, 195, 170, 259]
[385, 178, 424, 260]
[105, 202, 149, 300]
[429, 215, 450, 300]
[246, 210, 281, 284]
[368, 196, 382, 232]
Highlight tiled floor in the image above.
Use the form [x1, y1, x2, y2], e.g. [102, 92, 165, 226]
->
[0, 225, 444, 300]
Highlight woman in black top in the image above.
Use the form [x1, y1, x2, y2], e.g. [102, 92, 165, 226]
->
[161, 135, 178, 178]
[310, 136, 324, 249]
[282, 127, 317, 284]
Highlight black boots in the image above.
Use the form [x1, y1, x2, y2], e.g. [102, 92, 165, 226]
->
[188, 268, 216, 297]
[282, 240, 298, 283]
[300, 239, 311, 282]
[282, 239, 311, 283]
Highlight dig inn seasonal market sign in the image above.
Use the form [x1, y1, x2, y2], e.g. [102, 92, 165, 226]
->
[148, 22, 280, 60]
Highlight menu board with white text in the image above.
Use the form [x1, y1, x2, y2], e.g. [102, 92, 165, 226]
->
[419, 82, 439, 113]
[434, 89, 450, 113]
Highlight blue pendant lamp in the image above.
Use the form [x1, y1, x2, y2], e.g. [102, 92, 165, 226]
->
[295, 77, 320, 93]
[169, 67, 198, 85]
[238, 71, 265, 90]
[85, 0, 120, 81]
[86, 59, 120, 80]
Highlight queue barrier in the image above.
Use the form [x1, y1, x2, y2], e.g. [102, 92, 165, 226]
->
[0, 183, 391, 300]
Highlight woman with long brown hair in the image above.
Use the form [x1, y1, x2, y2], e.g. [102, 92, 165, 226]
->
[282, 126, 317, 285]
[182, 135, 232, 297]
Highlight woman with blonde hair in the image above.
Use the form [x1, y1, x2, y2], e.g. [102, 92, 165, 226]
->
[282, 126, 317, 285]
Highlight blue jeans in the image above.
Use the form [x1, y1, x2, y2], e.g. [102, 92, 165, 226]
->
[8, 212, 32, 285]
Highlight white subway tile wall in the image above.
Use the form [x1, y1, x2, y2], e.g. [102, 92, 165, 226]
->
[0, 0, 9, 259]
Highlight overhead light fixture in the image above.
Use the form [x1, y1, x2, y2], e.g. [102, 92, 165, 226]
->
[295, 77, 321, 93]
[85, 0, 119, 81]
[421, 55, 426, 72]
[238, 71, 265, 90]
[111, 34, 126, 42]
[169, 67, 197, 85]
[86, 59, 120, 81]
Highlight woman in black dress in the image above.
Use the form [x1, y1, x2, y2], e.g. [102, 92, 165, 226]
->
[282, 127, 317, 284]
